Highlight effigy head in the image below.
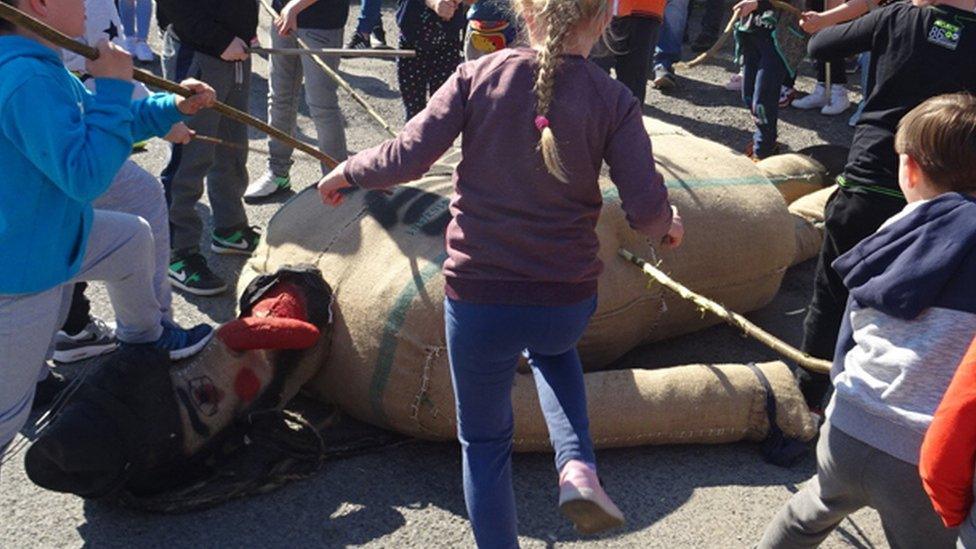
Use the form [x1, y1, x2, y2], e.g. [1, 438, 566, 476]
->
[24, 266, 334, 499]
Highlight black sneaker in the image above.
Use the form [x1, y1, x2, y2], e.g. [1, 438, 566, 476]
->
[31, 370, 70, 412]
[346, 32, 370, 50]
[211, 225, 261, 256]
[169, 253, 228, 296]
[52, 317, 118, 363]
[371, 26, 391, 49]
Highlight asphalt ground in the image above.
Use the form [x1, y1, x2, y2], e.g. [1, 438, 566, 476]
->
[1, 3, 890, 547]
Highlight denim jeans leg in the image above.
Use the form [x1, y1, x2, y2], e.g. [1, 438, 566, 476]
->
[654, 0, 690, 71]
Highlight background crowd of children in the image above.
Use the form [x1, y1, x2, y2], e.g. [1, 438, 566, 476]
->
[2, 0, 976, 546]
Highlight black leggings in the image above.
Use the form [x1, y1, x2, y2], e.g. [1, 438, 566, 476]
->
[397, 10, 462, 121]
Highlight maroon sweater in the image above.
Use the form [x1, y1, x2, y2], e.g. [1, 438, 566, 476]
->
[344, 47, 672, 305]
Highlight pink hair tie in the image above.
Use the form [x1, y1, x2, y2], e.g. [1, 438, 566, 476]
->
[534, 115, 550, 131]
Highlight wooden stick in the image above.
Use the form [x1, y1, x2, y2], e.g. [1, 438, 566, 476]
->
[249, 46, 416, 59]
[618, 248, 832, 375]
[192, 134, 271, 156]
[258, 0, 399, 138]
[0, 1, 338, 169]
[677, 0, 804, 70]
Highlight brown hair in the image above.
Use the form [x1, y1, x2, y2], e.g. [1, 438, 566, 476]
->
[895, 93, 976, 193]
[516, 0, 609, 183]
[0, 0, 18, 33]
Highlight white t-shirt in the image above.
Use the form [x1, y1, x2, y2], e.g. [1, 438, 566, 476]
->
[62, 0, 150, 100]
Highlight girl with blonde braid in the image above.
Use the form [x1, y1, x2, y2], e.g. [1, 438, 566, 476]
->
[317, 0, 682, 543]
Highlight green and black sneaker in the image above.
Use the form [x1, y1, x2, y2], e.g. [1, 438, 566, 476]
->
[211, 225, 261, 256]
[169, 253, 228, 296]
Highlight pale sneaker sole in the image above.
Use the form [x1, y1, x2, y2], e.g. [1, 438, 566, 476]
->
[168, 328, 215, 361]
[559, 486, 626, 535]
[53, 342, 118, 364]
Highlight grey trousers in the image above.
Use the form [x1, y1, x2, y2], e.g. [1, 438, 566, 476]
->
[0, 210, 163, 450]
[267, 27, 347, 177]
[166, 46, 251, 253]
[93, 159, 172, 319]
[759, 421, 957, 549]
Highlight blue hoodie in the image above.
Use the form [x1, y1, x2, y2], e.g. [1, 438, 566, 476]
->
[0, 35, 183, 295]
[827, 192, 976, 465]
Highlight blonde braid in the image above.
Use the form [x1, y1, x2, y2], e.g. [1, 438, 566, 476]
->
[534, 0, 583, 183]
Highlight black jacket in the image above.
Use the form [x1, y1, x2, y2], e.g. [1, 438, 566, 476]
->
[157, 0, 259, 59]
[810, 3, 976, 195]
[271, 0, 348, 30]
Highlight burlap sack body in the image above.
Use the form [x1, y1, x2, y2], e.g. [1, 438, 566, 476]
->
[788, 185, 838, 265]
[241, 122, 815, 449]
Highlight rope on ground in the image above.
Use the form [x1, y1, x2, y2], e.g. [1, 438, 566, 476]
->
[0, 1, 339, 168]
[258, 0, 399, 139]
[677, 1, 805, 70]
[618, 248, 831, 375]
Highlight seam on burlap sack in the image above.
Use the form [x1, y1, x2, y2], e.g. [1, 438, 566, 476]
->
[410, 345, 445, 435]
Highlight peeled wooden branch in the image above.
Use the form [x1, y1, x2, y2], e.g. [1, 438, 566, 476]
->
[0, 1, 338, 168]
[192, 134, 270, 156]
[258, 0, 398, 138]
[618, 248, 831, 375]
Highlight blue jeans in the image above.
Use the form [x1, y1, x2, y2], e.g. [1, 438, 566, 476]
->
[445, 296, 598, 549]
[355, 0, 384, 35]
[740, 30, 787, 158]
[119, 0, 152, 41]
[654, 0, 690, 71]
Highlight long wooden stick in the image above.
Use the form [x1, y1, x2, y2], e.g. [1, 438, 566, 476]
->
[192, 134, 270, 156]
[0, 1, 338, 169]
[258, 0, 398, 138]
[618, 248, 831, 375]
[677, 0, 804, 70]
[249, 46, 416, 59]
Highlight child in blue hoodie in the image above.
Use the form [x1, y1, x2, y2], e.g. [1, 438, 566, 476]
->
[0, 0, 217, 457]
[758, 93, 976, 548]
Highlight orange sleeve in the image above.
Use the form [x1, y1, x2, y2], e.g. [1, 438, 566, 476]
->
[920, 336, 976, 528]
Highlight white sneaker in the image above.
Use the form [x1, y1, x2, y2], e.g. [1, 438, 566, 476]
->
[792, 83, 828, 110]
[123, 36, 136, 54]
[244, 172, 291, 202]
[820, 84, 851, 116]
[725, 73, 743, 92]
[133, 40, 155, 63]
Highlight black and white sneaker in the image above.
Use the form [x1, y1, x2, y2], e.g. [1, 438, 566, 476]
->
[52, 318, 118, 363]
[169, 253, 228, 296]
[211, 225, 261, 256]
[346, 32, 370, 50]
[371, 26, 391, 49]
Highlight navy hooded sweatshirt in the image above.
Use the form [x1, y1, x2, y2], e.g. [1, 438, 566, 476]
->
[826, 192, 976, 465]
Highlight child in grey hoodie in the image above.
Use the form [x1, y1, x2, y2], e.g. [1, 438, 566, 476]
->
[758, 93, 976, 548]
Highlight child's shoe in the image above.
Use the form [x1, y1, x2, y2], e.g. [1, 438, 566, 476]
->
[53, 318, 118, 363]
[779, 85, 797, 108]
[371, 26, 391, 49]
[725, 73, 743, 92]
[792, 83, 828, 110]
[211, 225, 261, 256]
[169, 252, 227, 296]
[127, 321, 214, 361]
[345, 32, 370, 50]
[558, 460, 625, 535]
[820, 84, 851, 116]
[244, 172, 291, 202]
[133, 40, 155, 63]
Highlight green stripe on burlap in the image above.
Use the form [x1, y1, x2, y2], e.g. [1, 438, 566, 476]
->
[369, 251, 449, 424]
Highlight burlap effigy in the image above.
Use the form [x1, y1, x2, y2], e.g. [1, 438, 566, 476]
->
[241, 119, 817, 449]
[788, 185, 838, 265]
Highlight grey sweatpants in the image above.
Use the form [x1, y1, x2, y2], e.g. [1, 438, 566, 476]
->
[165, 40, 251, 253]
[0, 210, 163, 451]
[267, 27, 347, 177]
[93, 159, 172, 319]
[758, 421, 957, 549]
